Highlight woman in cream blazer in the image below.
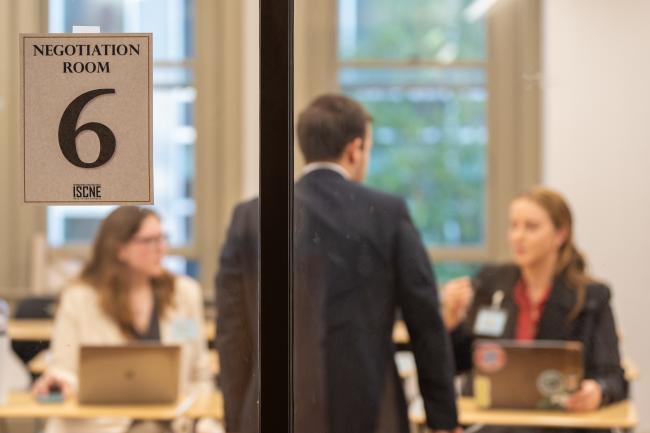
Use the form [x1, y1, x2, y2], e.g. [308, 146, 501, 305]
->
[33, 207, 215, 433]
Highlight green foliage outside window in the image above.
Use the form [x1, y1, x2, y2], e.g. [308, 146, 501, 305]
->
[339, 0, 485, 61]
[339, 0, 487, 247]
[434, 262, 482, 286]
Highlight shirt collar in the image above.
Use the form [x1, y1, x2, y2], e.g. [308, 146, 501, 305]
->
[301, 162, 350, 180]
[514, 278, 553, 310]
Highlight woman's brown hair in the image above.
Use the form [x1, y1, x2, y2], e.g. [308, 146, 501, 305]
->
[80, 206, 174, 337]
[518, 186, 592, 320]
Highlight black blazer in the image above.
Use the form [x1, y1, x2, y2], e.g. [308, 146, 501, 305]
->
[451, 264, 628, 406]
[216, 169, 458, 433]
[216, 197, 259, 433]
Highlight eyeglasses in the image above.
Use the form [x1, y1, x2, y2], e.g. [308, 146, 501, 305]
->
[131, 233, 169, 248]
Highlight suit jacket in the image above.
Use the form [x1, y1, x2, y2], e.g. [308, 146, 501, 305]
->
[45, 276, 213, 433]
[451, 264, 628, 406]
[216, 198, 260, 433]
[216, 168, 458, 433]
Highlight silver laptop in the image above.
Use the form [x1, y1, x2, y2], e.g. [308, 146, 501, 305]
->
[78, 344, 181, 405]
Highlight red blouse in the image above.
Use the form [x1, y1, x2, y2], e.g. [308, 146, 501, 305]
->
[514, 278, 552, 341]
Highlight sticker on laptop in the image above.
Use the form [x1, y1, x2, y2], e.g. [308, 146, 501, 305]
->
[169, 318, 199, 341]
[473, 375, 492, 408]
[536, 369, 572, 409]
[474, 343, 506, 374]
[536, 369, 564, 397]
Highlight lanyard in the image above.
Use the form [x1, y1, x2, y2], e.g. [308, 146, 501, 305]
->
[491, 290, 504, 309]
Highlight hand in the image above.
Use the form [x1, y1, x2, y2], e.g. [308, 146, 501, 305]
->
[566, 379, 602, 412]
[441, 277, 474, 330]
[31, 372, 74, 400]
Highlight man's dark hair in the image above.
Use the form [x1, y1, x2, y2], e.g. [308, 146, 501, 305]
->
[297, 94, 372, 163]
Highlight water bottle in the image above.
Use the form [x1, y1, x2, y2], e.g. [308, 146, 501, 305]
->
[0, 299, 9, 405]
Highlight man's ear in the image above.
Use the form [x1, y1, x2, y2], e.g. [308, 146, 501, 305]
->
[344, 137, 364, 163]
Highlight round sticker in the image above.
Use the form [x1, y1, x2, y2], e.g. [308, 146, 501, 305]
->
[536, 369, 565, 397]
[473, 343, 506, 373]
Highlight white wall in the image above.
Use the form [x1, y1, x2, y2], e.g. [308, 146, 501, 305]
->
[544, 0, 650, 428]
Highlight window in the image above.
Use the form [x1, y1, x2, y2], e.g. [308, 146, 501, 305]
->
[47, 0, 197, 276]
[337, 0, 487, 280]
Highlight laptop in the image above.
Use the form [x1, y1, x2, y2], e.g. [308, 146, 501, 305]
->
[472, 339, 583, 410]
[78, 344, 181, 405]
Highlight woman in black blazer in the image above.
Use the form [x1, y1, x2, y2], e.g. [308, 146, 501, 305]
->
[442, 186, 627, 411]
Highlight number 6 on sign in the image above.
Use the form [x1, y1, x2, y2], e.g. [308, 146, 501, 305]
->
[58, 88, 116, 168]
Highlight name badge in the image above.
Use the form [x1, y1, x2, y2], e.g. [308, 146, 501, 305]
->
[473, 307, 508, 337]
[170, 318, 199, 341]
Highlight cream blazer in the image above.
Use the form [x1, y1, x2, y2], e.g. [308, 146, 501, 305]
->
[44, 275, 213, 433]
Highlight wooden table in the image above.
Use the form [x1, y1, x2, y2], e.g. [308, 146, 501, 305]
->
[8, 319, 216, 342]
[12, 318, 402, 346]
[409, 398, 637, 430]
[9, 319, 402, 346]
[204, 320, 215, 341]
[0, 391, 222, 420]
[392, 319, 409, 345]
[7, 320, 53, 342]
[27, 350, 48, 374]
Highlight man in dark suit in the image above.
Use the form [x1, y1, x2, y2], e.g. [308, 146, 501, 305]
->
[216, 94, 458, 433]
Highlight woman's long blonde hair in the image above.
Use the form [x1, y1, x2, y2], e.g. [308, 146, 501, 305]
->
[518, 186, 592, 320]
[80, 206, 174, 337]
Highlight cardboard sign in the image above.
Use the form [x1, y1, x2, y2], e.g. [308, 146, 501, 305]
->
[20, 33, 153, 204]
